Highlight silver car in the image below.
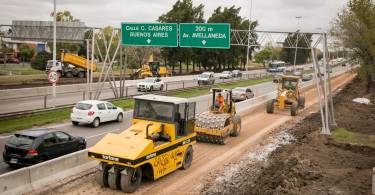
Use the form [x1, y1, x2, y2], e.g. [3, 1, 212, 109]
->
[232, 87, 254, 102]
[219, 71, 233, 79]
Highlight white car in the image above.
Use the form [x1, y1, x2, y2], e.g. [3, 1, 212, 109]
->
[219, 71, 233, 79]
[70, 100, 124, 128]
[197, 72, 215, 85]
[137, 77, 165, 92]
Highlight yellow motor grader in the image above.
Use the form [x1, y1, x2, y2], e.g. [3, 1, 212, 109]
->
[194, 88, 242, 145]
[266, 75, 305, 116]
[88, 95, 196, 192]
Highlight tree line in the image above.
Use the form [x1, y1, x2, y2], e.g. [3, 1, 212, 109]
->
[331, 0, 375, 91]
[157, 0, 257, 73]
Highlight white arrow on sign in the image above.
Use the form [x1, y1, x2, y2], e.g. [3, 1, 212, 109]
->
[202, 40, 207, 45]
[146, 39, 152, 44]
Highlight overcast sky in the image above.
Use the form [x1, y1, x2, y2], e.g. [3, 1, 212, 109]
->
[0, 0, 347, 32]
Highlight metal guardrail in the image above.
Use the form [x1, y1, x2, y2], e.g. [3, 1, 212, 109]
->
[0, 72, 272, 119]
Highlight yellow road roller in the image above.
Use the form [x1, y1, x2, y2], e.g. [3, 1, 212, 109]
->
[194, 88, 241, 145]
[266, 75, 305, 116]
[88, 95, 196, 192]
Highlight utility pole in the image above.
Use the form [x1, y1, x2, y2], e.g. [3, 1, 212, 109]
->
[293, 16, 302, 70]
[52, 0, 57, 104]
[245, 0, 253, 72]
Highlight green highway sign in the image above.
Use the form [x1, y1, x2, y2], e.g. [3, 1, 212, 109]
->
[121, 23, 178, 47]
[179, 23, 231, 49]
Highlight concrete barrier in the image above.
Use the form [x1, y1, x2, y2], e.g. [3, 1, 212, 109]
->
[0, 167, 32, 195]
[0, 149, 96, 195]
[0, 67, 355, 195]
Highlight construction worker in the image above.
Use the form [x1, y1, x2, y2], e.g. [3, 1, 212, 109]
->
[215, 93, 225, 111]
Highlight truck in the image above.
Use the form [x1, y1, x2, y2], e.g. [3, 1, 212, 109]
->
[45, 52, 97, 78]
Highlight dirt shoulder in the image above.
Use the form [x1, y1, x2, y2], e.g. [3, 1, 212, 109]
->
[202, 77, 375, 195]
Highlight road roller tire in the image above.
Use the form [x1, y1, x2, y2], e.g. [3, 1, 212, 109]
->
[120, 167, 142, 193]
[181, 146, 193, 170]
[108, 167, 121, 190]
[298, 96, 305, 108]
[266, 99, 275, 114]
[291, 101, 298, 116]
[230, 116, 242, 137]
[96, 163, 110, 187]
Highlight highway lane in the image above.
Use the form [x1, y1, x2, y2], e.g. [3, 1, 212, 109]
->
[0, 63, 314, 115]
[0, 63, 334, 175]
[0, 70, 268, 115]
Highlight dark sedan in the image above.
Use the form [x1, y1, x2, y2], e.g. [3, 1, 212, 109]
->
[3, 129, 86, 167]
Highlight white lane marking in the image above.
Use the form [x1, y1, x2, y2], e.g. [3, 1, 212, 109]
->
[85, 128, 122, 140]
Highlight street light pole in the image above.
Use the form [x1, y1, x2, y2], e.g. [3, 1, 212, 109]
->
[293, 16, 302, 70]
[245, 0, 253, 72]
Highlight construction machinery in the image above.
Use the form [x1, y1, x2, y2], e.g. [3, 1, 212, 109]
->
[132, 55, 169, 79]
[88, 94, 196, 192]
[266, 75, 305, 116]
[45, 51, 97, 78]
[194, 88, 241, 145]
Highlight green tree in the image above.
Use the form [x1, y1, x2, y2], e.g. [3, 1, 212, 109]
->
[331, 0, 375, 91]
[30, 51, 52, 70]
[48, 11, 81, 58]
[50, 10, 79, 22]
[255, 49, 272, 64]
[158, 0, 205, 74]
[95, 26, 120, 64]
[18, 44, 35, 62]
[281, 32, 312, 65]
[205, 6, 258, 70]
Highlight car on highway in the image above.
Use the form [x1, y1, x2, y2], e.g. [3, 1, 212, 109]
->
[71, 100, 124, 128]
[3, 129, 86, 167]
[293, 68, 304, 77]
[219, 71, 233, 79]
[231, 70, 242, 78]
[302, 74, 313, 81]
[198, 72, 215, 85]
[232, 87, 255, 102]
[137, 77, 164, 92]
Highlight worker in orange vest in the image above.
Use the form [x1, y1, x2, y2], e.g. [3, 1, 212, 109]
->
[215, 93, 225, 111]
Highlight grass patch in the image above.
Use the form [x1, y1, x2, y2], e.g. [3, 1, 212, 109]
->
[168, 76, 272, 98]
[332, 128, 375, 148]
[112, 99, 134, 110]
[0, 66, 44, 75]
[0, 108, 71, 134]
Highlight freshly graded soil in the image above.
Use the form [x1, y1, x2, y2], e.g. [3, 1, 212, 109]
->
[203, 77, 375, 195]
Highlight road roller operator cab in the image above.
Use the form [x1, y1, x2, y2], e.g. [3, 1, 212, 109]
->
[88, 95, 196, 193]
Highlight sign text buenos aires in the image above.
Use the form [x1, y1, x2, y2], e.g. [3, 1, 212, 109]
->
[121, 23, 178, 47]
[179, 23, 231, 49]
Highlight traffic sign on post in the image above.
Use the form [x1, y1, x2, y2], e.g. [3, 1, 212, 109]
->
[121, 23, 178, 47]
[179, 23, 231, 49]
[47, 70, 59, 84]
